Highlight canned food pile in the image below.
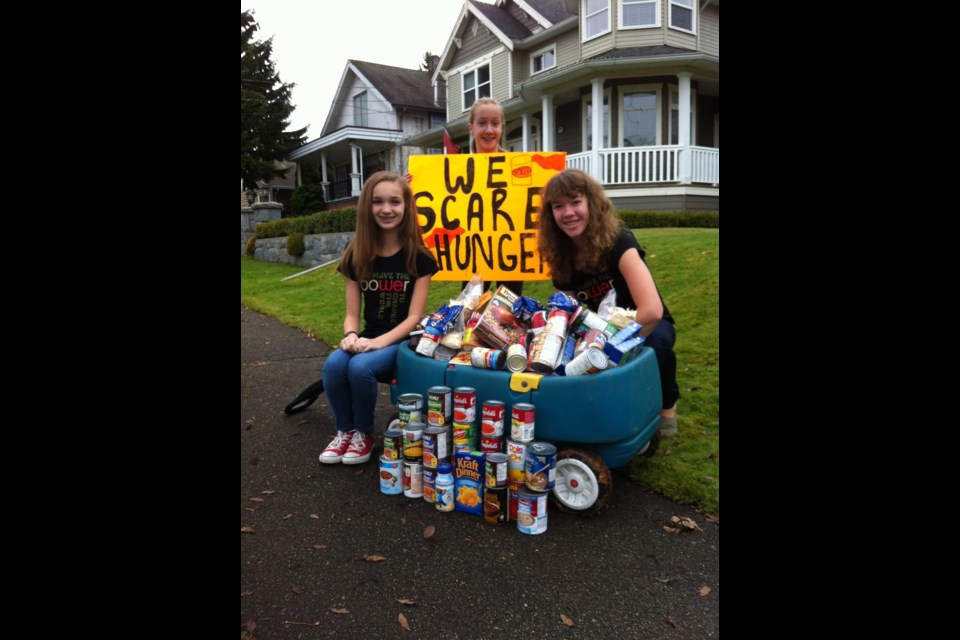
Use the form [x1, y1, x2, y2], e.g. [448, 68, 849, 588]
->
[380, 387, 556, 535]
[415, 284, 647, 375]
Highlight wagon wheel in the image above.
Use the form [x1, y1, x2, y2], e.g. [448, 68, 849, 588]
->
[550, 447, 613, 517]
[385, 409, 401, 431]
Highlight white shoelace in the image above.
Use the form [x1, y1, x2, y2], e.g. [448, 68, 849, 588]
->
[348, 431, 368, 451]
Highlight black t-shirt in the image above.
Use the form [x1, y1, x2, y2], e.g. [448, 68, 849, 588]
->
[552, 228, 674, 325]
[339, 249, 439, 339]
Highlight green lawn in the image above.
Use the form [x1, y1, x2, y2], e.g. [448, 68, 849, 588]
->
[241, 228, 718, 514]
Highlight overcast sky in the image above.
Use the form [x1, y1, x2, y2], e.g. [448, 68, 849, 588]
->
[243, 1, 495, 142]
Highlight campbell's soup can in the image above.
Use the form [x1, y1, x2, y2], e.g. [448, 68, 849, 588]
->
[481, 401, 505, 437]
[517, 489, 548, 535]
[422, 467, 437, 504]
[506, 440, 528, 483]
[453, 387, 477, 423]
[481, 435, 503, 454]
[511, 403, 536, 442]
[525, 442, 557, 492]
[402, 422, 424, 460]
[485, 452, 508, 488]
[483, 485, 508, 525]
[383, 428, 403, 461]
[403, 460, 423, 498]
[397, 393, 423, 428]
[379, 455, 402, 495]
[427, 386, 452, 426]
[422, 426, 449, 468]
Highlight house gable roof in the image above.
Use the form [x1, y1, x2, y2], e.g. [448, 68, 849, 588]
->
[321, 60, 439, 138]
[435, 1, 538, 82]
[586, 45, 697, 61]
[514, 0, 575, 26]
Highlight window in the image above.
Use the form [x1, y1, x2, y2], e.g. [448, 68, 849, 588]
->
[582, 91, 611, 150]
[618, 85, 661, 147]
[353, 92, 367, 127]
[584, 0, 610, 41]
[669, 0, 695, 33]
[430, 113, 445, 129]
[531, 45, 556, 75]
[462, 64, 491, 110]
[669, 88, 697, 144]
[620, 0, 658, 28]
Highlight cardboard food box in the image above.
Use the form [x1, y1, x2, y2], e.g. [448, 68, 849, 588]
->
[473, 285, 526, 350]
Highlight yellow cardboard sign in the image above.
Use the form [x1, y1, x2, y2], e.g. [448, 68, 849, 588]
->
[409, 151, 566, 281]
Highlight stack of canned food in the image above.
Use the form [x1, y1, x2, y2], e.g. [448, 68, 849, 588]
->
[380, 389, 558, 536]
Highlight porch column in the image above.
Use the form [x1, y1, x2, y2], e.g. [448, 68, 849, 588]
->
[541, 93, 554, 151]
[350, 143, 362, 196]
[591, 78, 603, 182]
[296, 162, 302, 187]
[320, 152, 330, 202]
[522, 113, 530, 152]
[678, 72, 692, 184]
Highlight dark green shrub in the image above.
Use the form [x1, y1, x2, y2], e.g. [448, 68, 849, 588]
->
[289, 184, 326, 216]
[617, 210, 718, 229]
[286, 232, 305, 257]
[245, 234, 257, 256]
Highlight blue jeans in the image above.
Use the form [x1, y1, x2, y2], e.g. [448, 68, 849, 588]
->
[321, 344, 398, 436]
[645, 321, 679, 410]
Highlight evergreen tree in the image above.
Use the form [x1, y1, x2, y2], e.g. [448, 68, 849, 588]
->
[241, 11, 307, 188]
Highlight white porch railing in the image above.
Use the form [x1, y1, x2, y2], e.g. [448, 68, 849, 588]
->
[567, 146, 719, 186]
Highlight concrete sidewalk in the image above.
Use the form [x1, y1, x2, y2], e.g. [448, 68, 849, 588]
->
[241, 305, 719, 639]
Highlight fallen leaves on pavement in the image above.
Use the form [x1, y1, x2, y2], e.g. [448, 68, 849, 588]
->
[363, 554, 386, 562]
[398, 612, 410, 631]
[559, 613, 575, 627]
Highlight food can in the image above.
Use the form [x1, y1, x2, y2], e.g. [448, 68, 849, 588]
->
[379, 455, 402, 495]
[453, 387, 477, 423]
[471, 347, 505, 370]
[427, 386, 452, 426]
[485, 452, 508, 488]
[383, 428, 403, 461]
[481, 400, 505, 437]
[560, 332, 577, 366]
[435, 463, 455, 512]
[506, 439, 528, 483]
[575, 328, 607, 356]
[402, 422, 424, 460]
[415, 328, 441, 357]
[422, 467, 437, 503]
[422, 426, 449, 468]
[453, 421, 476, 443]
[507, 480, 524, 521]
[397, 393, 423, 428]
[528, 332, 563, 373]
[505, 343, 528, 372]
[545, 309, 569, 337]
[525, 442, 557, 492]
[453, 440, 474, 455]
[511, 403, 536, 442]
[529, 310, 548, 335]
[562, 346, 609, 377]
[517, 489, 548, 535]
[402, 460, 423, 498]
[481, 435, 503, 454]
[483, 485, 508, 525]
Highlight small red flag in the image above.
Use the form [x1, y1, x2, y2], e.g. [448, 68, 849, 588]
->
[443, 128, 461, 154]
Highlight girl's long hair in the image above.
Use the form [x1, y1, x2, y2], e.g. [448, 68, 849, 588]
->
[537, 169, 622, 284]
[342, 171, 430, 281]
[468, 97, 507, 153]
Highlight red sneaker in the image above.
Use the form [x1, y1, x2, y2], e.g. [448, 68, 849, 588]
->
[319, 430, 354, 464]
[342, 430, 374, 464]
